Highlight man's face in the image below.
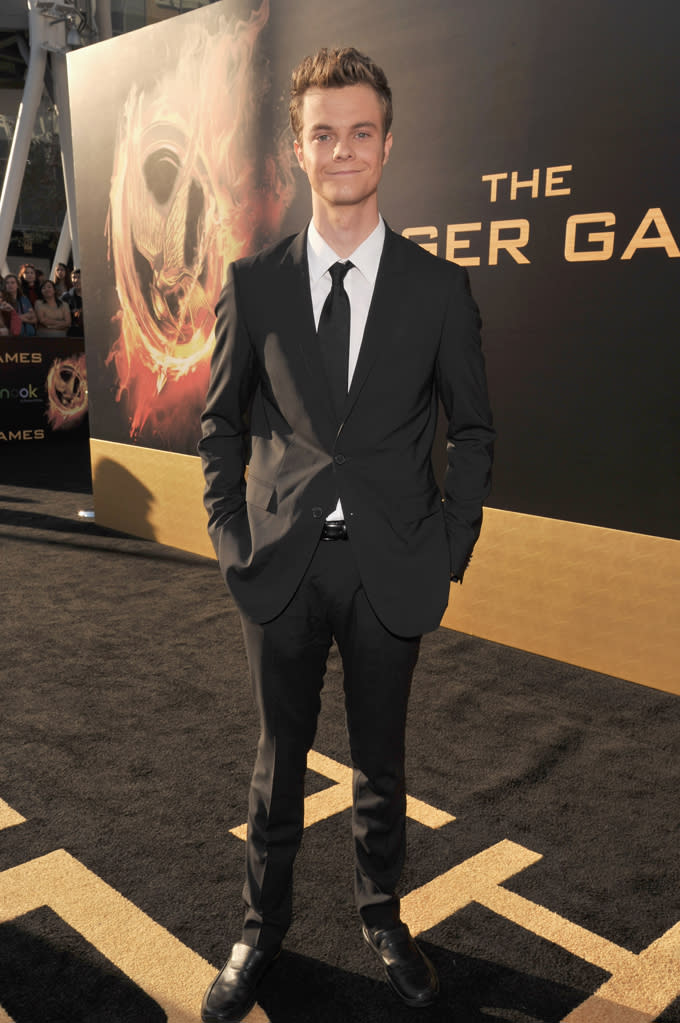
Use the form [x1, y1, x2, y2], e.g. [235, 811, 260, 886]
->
[294, 84, 392, 211]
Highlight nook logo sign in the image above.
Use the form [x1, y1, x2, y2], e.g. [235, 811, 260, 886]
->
[0, 383, 42, 403]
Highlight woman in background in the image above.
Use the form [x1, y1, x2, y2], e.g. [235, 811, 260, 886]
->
[18, 263, 40, 306]
[54, 262, 71, 298]
[35, 279, 71, 336]
[0, 274, 37, 335]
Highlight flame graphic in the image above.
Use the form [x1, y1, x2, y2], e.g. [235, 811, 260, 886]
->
[46, 354, 89, 430]
[106, 0, 295, 449]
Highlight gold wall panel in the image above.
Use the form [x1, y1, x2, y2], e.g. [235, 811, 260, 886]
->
[442, 507, 680, 696]
[90, 439, 213, 560]
[90, 440, 680, 696]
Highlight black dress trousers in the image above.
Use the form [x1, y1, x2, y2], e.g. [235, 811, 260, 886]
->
[238, 537, 421, 950]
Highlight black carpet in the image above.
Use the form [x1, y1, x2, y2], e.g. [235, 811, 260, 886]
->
[1, 443, 679, 1023]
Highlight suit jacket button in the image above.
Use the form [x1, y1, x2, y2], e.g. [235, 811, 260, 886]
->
[312, 507, 323, 518]
[334, 454, 346, 464]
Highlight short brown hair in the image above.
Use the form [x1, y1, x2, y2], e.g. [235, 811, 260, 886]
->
[290, 47, 392, 142]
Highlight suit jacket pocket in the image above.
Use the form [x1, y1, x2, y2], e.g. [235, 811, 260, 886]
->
[245, 473, 276, 513]
[391, 488, 442, 525]
[387, 490, 444, 545]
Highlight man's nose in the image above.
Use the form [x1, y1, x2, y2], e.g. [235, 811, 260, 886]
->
[333, 137, 353, 159]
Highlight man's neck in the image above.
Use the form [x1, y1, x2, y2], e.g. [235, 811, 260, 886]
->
[311, 199, 380, 259]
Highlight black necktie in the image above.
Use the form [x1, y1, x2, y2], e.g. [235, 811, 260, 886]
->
[317, 261, 353, 417]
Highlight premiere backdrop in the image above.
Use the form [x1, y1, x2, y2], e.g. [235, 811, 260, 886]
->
[68, 0, 680, 690]
[0, 337, 88, 443]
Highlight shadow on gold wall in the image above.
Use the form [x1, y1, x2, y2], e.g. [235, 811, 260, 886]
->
[93, 456, 157, 542]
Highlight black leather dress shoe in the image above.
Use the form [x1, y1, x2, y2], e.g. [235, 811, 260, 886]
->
[201, 942, 280, 1022]
[363, 923, 439, 1007]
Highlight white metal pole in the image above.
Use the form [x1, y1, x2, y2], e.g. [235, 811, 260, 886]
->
[51, 211, 72, 277]
[0, 1, 48, 276]
[93, 0, 113, 41]
[51, 50, 80, 267]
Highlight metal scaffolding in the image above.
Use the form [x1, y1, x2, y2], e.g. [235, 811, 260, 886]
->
[0, 0, 111, 276]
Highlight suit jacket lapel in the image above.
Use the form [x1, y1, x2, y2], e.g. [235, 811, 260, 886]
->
[342, 227, 406, 423]
[280, 230, 339, 442]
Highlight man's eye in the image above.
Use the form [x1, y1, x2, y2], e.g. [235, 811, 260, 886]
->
[316, 134, 331, 142]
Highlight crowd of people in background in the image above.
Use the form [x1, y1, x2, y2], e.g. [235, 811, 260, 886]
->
[0, 262, 84, 337]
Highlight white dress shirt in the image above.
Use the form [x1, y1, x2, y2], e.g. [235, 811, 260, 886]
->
[306, 216, 386, 520]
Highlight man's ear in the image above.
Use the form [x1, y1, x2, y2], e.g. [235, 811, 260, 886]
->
[382, 132, 393, 166]
[294, 139, 306, 172]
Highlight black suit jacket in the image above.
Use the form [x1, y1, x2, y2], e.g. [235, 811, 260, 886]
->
[199, 226, 494, 636]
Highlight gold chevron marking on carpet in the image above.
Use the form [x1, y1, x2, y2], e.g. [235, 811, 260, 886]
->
[0, 799, 26, 831]
[402, 840, 680, 1022]
[229, 749, 455, 841]
[0, 850, 271, 1023]
[402, 839, 543, 935]
[561, 921, 680, 1022]
[1, 843, 677, 1021]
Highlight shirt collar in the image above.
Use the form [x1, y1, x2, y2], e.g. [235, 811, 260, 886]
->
[307, 216, 385, 286]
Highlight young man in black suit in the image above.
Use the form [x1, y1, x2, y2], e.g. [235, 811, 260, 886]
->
[199, 46, 494, 1022]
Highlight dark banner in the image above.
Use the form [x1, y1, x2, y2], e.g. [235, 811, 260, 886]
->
[0, 336, 88, 444]
[68, 0, 680, 539]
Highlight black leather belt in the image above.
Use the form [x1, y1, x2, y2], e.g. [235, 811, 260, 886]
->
[321, 520, 348, 541]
